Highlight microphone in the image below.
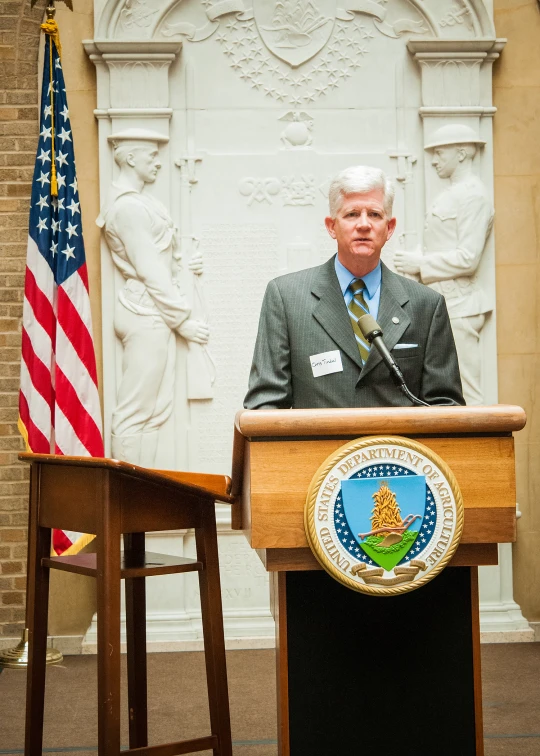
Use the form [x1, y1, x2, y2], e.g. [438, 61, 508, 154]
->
[358, 314, 429, 407]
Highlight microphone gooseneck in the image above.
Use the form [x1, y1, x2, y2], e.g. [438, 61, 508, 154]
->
[358, 314, 429, 408]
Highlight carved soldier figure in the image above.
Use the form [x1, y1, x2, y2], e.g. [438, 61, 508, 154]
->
[97, 129, 209, 466]
[394, 124, 494, 405]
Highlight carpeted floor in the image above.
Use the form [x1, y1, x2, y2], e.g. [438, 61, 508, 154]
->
[1, 644, 539, 755]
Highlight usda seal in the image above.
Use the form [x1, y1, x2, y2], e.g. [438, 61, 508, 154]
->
[305, 437, 464, 596]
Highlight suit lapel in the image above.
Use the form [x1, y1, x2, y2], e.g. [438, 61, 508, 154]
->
[312, 257, 364, 370]
[359, 263, 412, 381]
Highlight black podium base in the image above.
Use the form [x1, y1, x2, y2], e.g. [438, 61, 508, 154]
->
[278, 567, 481, 756]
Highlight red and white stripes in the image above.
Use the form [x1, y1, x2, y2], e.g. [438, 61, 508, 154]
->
[19, 236, 104, 555]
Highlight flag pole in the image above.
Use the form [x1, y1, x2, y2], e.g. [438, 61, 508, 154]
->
[0, 0, 75, 671]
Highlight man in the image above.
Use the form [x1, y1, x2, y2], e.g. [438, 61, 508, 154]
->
[244, 165, 464, 409]
[394, 124, 494, 405]
[98, 128, 209, 465]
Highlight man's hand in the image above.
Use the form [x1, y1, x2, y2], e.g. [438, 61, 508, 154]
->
[394, 250, 422, 276]
[178, 318, 210, 344]
[188, 250, 204, 276]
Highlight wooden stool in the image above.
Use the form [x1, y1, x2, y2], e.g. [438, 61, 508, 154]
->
[21, 453, 234, 756]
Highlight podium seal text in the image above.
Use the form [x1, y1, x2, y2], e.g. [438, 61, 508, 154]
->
[305, 436, 464, 596]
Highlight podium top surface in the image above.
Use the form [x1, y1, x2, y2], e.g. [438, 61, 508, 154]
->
[232, 405, 525, 551]
[235, 405, 526, 439]
[19, 453, 234, 503]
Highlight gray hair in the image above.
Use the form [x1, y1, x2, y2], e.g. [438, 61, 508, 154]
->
[328, 166, 395, 218]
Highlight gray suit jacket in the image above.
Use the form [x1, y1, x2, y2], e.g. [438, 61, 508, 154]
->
[244, 257, 464, 409]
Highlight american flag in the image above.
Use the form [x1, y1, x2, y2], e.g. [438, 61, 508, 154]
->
[18, 26, 103, 555]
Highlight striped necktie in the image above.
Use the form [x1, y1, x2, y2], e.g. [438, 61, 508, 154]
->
[347, 279, 370, 365]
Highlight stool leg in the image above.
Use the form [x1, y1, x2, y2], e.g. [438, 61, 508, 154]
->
[96, 471, 122, 756]
[196, 503, 233, 756]
[25, 463, 51, 756]
[124, 533, 148, 748]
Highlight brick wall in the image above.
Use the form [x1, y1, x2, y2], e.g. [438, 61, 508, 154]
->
[0, 0, 45, 640]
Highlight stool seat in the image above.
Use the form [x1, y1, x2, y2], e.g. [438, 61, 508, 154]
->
[43, 551, 203, 578]
[21, 453, 234, 756]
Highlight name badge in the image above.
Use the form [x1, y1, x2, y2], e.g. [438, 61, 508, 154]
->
[310, 350, 343, 378]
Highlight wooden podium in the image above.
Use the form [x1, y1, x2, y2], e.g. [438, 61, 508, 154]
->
[231, 405, 526, 756]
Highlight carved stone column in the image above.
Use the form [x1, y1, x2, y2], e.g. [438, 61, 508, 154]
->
[408, 38, 532, 640]
[83, 39, 185, 466]
[408, 39, 504, 207]
[83, 34, 274, 651]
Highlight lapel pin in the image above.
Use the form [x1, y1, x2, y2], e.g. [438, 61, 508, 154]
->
[392, 316, 400, 324]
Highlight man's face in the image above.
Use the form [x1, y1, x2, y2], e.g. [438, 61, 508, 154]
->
[129, 143, 161, 183]
[325, 189, 396, 276]
[431, 146, 461, 179]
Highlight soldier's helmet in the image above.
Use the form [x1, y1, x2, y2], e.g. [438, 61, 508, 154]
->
[424, 124, 486, 150]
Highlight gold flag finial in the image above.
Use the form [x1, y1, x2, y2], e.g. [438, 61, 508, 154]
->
[37, 1, 67, 197]
[31, 0, 74, 12]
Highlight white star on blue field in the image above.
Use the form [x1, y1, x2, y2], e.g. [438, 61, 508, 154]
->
[30, 36, 85, 286]
[333, 464, 438, 566]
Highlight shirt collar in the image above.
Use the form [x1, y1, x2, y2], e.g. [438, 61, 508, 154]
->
[334, 256, 382, 299]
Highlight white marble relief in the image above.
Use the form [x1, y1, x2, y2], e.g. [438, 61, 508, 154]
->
[210, 13, 372, 106]
[99, 0, 496, 43]
[438, 4, 474, 32]
[279, 110, 314, 148]
[239, 177, 281, 205]
[286, 237, 314, 272]
[161, 0, 430, 49]
[109, 61, 171, 109]
[119, 0, 158, 34]
[97, 129, 210, 466]
[240, 174, 316, 206]
[164, 10, 375, 108]
[84, 0, 530, 650]
[252, 0, 336, 67]
[281, 174, 317, 205]
[418, 58, 484, 108]
[394, 124, 494, 406]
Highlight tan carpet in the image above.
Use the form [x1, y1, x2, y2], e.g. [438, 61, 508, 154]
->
[0, 650, 276, 756]
[1, 644, 539, 755]
[481, 643, 540, 756]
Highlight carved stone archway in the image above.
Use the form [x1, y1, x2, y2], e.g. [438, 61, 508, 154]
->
[96, 0, 496, 40]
